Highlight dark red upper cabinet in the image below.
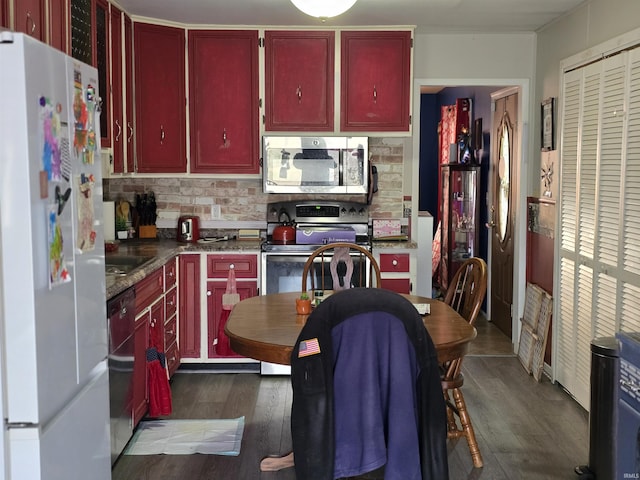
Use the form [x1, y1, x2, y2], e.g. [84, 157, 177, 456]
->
[188, 30, 259, 174]
[0, 0, 8, 29]
[134, 22, 186, 173]
[12, 0, 45, 40]
[48, 0, 69, 52]
[340, 31, 412, 132]
[124, 14, 134, 173]
[264, 30, 334, 132]
[110, 5, 123, 172]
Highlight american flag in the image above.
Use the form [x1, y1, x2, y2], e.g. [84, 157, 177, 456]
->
[298, 338, 321, 357]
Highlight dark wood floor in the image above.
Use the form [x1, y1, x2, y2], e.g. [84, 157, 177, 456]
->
[112, 319, 589, 480]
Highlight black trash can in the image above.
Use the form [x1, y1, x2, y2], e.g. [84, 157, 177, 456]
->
[588, 336, 620, 480]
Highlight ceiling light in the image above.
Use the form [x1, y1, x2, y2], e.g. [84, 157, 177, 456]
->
[290, 0, 358, 20]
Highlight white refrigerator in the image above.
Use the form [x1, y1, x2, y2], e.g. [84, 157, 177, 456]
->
[0, 32, 110, 479]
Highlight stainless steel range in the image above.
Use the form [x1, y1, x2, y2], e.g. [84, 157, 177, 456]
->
[263, 200, 370, 253]
[260, 200, 371, 374]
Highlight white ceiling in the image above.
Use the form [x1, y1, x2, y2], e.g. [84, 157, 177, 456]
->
[115, 0, 587, 34]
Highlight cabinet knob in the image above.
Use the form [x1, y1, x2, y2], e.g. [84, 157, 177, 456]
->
[296, 85, 302, 103]
[392, 259, 398, 266]
[166, 329, 175, 335]
[167, 299, 175, 306]
[222, 128, 227, 146]
[168, 271, 174, 278]
[127, 122, 133, 143]
[373, 85, 377, 104]
[207, 290, 212, 296]
[160, 125, 165, 143]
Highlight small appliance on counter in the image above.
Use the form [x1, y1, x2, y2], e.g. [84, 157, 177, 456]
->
[178, 215, 200, 242]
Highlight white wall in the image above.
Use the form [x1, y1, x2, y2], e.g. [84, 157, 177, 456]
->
[536, 0, 640, 196]
[409, 32, 536, 337]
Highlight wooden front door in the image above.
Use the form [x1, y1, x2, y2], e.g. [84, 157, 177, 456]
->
[489, 89, 518, 337]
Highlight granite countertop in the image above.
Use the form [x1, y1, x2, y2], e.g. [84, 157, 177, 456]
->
[105, 239, 263, 300]
[105, 237, 416, 300]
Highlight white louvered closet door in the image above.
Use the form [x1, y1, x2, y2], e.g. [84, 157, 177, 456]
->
[557, 48, 640, 409]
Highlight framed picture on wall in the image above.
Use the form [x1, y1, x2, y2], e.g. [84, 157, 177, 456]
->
[541, 98, 555, 151]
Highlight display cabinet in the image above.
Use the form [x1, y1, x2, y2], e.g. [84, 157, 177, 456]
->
[440, 163, 480, 290]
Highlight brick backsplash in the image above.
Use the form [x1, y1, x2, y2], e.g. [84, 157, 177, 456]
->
[104, 137, 404, 223]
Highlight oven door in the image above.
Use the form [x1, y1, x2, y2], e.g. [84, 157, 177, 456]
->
[260, 249, 371, 374]
[261, 250, 372, 295]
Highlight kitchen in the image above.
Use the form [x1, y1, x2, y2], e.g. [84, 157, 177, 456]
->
[3, 0, 640, 478]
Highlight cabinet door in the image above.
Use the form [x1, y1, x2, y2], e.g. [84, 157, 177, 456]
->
[179, 254, 201, 358]
[12, 0, 45, 40]
[132, 312, 149, 426]
[0, 0, 8, 29]
[124, 14, 134, 172]
[48, 0, 68, 52]
[95, 0, 109, 147]
[264, 30, 334, 131]
[206, 280, 257, 358]
[340, 31, 411, 132]
[134, 22, 186, 173]
[70, 0, 92, 66]
[188, 30, 259, 174]
[110, 5, 124, 172]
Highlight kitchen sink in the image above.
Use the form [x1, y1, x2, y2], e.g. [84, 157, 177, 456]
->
[105, 255, 154, 276]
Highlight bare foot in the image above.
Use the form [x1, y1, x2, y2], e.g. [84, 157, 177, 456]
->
[260, 452, 294, 471]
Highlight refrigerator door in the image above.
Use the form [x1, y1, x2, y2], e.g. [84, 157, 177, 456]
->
[0, 31, 79, 426]
[8, 365, 110, 480]
[66, 57, 108, 384]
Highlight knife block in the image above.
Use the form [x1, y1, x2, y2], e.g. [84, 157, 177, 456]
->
[138, 225, 157, 239]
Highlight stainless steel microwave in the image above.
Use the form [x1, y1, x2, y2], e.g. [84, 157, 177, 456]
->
[262, 136, 368, 194]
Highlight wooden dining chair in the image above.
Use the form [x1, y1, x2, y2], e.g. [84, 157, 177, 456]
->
[300, 242, 382, 294]
[441, 257, 487, 468]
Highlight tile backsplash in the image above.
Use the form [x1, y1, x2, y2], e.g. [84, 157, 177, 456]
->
[104, 137, 405, 225]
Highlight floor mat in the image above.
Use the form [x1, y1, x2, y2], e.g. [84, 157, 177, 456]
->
[124, 417, 244, 456]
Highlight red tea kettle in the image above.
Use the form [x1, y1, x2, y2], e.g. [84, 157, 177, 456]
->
[272, 210, 296, 244]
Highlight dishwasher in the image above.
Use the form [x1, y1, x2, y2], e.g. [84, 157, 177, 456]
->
[107, 286, 136, 464]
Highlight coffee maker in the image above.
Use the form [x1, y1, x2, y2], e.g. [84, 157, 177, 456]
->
[177, 216, 200, 243]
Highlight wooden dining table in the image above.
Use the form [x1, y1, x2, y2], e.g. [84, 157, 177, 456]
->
[224, 290, 477, 472]
[225, 291, 477, 366]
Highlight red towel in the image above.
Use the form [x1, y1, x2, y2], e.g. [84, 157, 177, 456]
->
[146, 320, 172, 417]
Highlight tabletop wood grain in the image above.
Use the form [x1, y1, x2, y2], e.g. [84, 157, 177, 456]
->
[225, 291, 476, 365]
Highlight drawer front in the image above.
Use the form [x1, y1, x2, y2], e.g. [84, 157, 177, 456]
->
[164, 257, 177, 288]
[165, 286, 177, 320]
[207, 254, 257, 278]
[379, 253, 410, 272]
[135, 268, 164, 314]
[381, 278, 411, 294]
[165, 342, 180, 378]
[164, 315, 177, 351]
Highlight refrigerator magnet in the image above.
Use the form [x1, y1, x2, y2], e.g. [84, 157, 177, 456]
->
[47, 205, 71, 288]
